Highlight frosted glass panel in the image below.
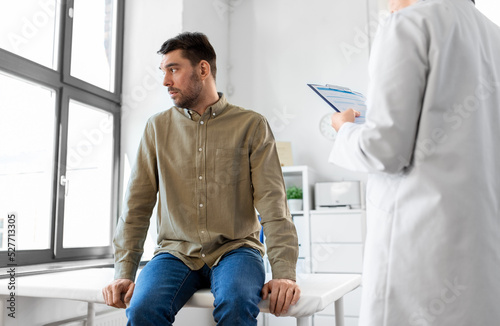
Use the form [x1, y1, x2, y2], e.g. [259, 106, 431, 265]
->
[63, 99, 114, 248]
[0, 72, 56, 250]
[0, 0, 59, 69]
[70, 0, 117, 91]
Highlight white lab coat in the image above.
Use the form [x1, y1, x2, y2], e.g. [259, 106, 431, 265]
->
[330, 0, 500, 325]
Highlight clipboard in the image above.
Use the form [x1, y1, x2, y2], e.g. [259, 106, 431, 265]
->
[308, 83, 366, 123]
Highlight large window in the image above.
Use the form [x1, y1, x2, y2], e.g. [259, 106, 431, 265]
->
[0, 0, 124, 266]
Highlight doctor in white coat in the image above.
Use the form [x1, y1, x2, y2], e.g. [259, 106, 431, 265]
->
[330, 0, 500, 325]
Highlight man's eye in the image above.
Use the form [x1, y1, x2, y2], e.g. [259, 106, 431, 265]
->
[170, 68, 177, 73]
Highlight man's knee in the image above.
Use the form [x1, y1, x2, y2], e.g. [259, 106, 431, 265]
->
[213, 291, 260, 325]
[126, 296, 174, 326]
[214, 288, 261, 315]
[223, 289, 259, 306]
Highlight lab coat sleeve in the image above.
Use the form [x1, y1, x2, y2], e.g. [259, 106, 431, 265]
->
[330, 13, 429, 174]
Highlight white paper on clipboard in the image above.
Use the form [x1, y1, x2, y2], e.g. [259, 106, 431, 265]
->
[308, 84, 367, 124]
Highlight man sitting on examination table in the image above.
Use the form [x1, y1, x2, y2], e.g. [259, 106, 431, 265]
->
[102, 32, 300, 325]
[330, 0, 500, 325]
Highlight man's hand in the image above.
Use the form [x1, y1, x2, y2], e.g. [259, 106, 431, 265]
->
[261, 279, 301, 316]
[102, 278, 135, 309]
[331, 109, 361, 132]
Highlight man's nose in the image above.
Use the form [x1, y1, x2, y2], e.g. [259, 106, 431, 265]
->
[163, 74, 172, 87]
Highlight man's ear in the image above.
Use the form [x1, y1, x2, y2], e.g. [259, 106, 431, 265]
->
[199, 60, 211, 80]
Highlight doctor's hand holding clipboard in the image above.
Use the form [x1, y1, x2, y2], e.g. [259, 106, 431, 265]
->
[330, 108, 361, 131]
[307, 84, 365, 130]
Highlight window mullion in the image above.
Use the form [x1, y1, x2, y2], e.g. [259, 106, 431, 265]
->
[0, 49, 62, 90]
[53, 89, 70, 258]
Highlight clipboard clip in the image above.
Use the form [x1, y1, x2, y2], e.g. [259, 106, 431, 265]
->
[326, 84, 352, 92]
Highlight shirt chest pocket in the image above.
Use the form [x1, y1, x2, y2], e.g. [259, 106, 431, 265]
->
[214, 148, 250, 185]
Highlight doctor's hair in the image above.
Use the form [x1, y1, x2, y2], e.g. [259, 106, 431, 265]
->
[158, 32, 217, 81]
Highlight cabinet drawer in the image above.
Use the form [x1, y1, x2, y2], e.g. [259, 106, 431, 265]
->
[311, 213, 362, 243]
[311, 244, 363, 273]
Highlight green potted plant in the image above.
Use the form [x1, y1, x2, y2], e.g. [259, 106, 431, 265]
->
[286, 186, 303, 211]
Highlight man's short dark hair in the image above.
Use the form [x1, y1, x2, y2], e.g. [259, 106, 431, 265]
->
[158, 32, 217, 80]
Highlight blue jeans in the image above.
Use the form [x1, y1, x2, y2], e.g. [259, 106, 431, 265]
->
[126, 247, 265, 326]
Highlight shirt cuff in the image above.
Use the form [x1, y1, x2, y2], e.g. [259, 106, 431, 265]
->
[271, 261, 297, 281]
[114, 260, 139, 281]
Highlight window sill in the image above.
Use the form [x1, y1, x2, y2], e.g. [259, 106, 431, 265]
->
[0, 258, 115, 279]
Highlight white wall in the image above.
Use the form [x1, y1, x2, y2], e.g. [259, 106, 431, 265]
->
[226, 0, 373, 182]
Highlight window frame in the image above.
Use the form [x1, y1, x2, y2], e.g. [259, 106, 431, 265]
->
[0, 0, 124, 266]
[62, 0, 124, 103]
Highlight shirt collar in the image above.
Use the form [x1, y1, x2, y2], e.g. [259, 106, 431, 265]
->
[206, 92, 227, 118]
[182, 92, 227, 120]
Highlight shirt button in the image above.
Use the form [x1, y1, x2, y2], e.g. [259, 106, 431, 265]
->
[198, 148, 202, 152]
[200, 121, 204, 125]
[201, 230, 205, 234]
[202, 254, 206, 258]
[199, 203, 204, 208]
[199, 175, 203, 180]
[212, 113, 216, 116]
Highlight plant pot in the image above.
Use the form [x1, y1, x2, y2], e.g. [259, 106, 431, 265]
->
[288, 199, 303, 212]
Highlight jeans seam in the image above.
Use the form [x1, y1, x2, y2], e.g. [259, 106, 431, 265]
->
[166, 269, 193, 319]
[210, 269, 218, 302]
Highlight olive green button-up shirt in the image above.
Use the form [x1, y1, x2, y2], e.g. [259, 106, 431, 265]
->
[113, 94, 298, 282]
